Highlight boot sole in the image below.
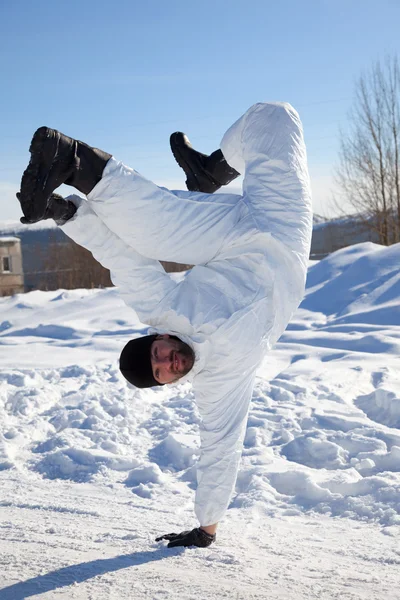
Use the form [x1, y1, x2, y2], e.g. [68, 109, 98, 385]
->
[20, 127, 61, 221]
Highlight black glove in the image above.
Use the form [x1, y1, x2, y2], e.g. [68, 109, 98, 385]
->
[17, 192, 77, 225]
[155, 527, 216, 548]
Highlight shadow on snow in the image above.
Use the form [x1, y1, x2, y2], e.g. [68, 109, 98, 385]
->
[1, 547, 183, 599]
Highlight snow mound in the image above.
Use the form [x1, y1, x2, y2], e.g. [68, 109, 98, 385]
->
[1, 241, 400, 538]
[356, 388, 400, 428]
[303, 242, 400, 321]
[149, 433, 198, 472]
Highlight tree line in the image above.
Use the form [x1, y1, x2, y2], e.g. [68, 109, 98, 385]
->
[32, 232, 190, 292]
[335, 55, 400, 245]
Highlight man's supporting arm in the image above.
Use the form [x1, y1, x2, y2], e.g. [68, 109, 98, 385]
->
[194, 373, 256, 527]
[155, 375, 254, 548]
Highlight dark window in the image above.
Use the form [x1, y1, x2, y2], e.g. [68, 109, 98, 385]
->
[2, 256, 11, 272]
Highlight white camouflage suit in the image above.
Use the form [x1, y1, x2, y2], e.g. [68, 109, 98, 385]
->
[62, 102, 313, 526]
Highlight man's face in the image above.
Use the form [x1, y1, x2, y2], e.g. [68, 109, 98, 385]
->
[151, 334, 194, 384]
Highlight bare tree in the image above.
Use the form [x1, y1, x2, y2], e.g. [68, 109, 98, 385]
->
[41, 234, 113, 291]
[335, 56, 400, 245]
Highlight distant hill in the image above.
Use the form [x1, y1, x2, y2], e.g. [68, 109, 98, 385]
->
[310, 213, 378, 257]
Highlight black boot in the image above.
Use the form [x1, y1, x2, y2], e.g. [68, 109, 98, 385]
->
[18, 127, 112, 223]
[18, 193, 77, 226]
[170, 132, 240, 193]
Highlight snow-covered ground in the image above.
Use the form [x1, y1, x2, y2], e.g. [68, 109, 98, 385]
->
[1, 241, 400, 599]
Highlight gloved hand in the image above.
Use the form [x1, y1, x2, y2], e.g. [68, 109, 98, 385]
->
[155, 527, 216, 548]
[17, 192, 77, 225]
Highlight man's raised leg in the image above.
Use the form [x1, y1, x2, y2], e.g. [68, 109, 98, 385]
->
[17, 126, 244, 266]
[85, 158, 244, 265]
[221, 102, 313, 264]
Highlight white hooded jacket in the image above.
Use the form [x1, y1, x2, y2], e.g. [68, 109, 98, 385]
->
[62, 102, 313, 526]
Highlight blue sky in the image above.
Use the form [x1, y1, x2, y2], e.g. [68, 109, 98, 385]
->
[1, 0, 399, 221]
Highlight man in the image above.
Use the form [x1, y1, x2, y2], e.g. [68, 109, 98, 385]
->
[17, 102, 313, 548]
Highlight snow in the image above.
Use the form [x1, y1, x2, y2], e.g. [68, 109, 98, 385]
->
[1, 242, 400, 599]
[0, 219, 57, 234]
[0, 236, 20, 243]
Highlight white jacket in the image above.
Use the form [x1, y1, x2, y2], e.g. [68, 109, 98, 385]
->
[62, 102, 312, 526]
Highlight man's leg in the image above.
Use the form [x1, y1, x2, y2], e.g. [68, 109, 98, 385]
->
[86, 102, 312, 274]
[220, 102, 313, 264]
[18, 127, 245, 265]
[85, 158, 244, 265]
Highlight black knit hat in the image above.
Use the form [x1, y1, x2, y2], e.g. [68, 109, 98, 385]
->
[119, 335, 164, 388]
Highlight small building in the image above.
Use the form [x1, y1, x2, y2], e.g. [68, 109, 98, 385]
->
[0, 236, 24, 296]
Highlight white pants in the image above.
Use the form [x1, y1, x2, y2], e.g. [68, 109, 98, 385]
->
[85, 102, 312, 266]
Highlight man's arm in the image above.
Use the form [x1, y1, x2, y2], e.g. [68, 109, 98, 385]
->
[194, 372, 256, 527]
[155, 373, 255, 548]
[61, 198, 177, 324]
